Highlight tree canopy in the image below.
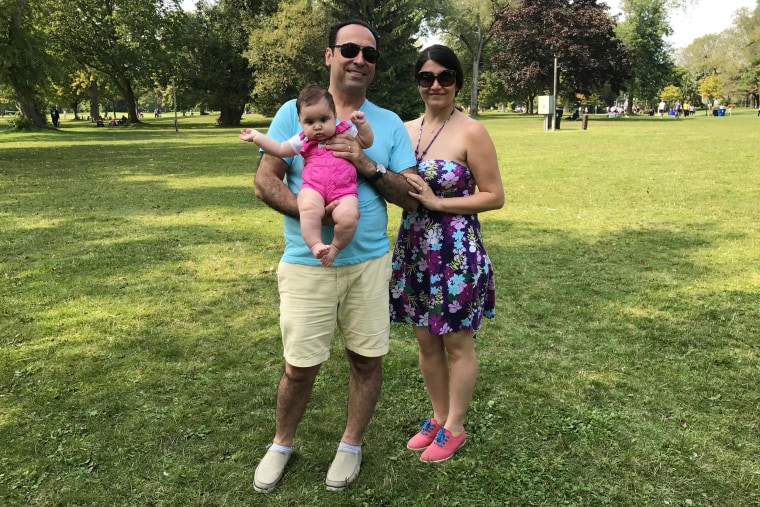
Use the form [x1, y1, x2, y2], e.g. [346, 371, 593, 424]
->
[45, 0, 176, 124]
[3, 0, 759, 131]
[0, 0, 52, 128]
[492, 0, 630, 113]
[615, 0, 674, 111]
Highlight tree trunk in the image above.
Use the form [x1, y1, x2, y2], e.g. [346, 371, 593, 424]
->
[470, 47, 480, 118]
[120, 77, 140, 124]
[7, 0, 45, 130]
[16, 90, 45, 129]
[626, 83, 635, 115]
[89, 80, 99, 121]
[218, 104, 245, 127]
[468, 25, 485, 119]
[69, 101, 80, 120]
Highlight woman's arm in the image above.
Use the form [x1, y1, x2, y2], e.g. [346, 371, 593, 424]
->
[406, 121, 504, 214]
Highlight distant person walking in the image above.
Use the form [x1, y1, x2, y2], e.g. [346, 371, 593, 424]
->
[50, 108, 60, 127]
[658, 100, 666, 118]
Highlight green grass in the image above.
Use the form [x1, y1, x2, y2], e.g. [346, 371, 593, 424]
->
[1, 109, 759, 506]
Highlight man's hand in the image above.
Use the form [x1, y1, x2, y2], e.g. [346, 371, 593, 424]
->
[323, 200, 338, 226]
[325, 132, 363, 164]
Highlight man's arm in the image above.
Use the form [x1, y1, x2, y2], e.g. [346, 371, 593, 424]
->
[327, 134, 419, 212]
[253, 153, 299, 218]
[355, 155, 419, 212]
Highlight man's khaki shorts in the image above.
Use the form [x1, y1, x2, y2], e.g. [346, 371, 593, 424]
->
[277, 252, 391, 367]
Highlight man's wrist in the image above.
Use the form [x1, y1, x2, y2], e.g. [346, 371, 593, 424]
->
[368, 162, 387, 183]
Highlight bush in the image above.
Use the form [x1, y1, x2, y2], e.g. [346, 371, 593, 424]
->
[6, 114, 31, 130]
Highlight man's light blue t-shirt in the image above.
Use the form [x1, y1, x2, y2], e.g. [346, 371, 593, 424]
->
[265, 98, 416, 266]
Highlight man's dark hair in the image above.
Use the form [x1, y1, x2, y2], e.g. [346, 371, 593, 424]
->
[328, 19, 379, 48]
[296, 84, 336, 115]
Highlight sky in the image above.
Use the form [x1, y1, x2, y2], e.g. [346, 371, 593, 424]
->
[179, 0, 757, 49]
[607, 0, 756, 48]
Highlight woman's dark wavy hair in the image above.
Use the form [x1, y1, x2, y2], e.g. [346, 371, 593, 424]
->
[414, 44, 464, 95]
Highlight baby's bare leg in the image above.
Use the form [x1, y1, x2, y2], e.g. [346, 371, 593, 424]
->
[320, 195, 359, 266]
[297, 189, 330, 259]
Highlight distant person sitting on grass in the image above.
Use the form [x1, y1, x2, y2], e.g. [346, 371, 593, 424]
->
[239, 84, 373, 266]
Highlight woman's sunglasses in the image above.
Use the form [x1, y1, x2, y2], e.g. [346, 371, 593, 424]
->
[332, 43, 380, 64]
[416, 70, 457, 88]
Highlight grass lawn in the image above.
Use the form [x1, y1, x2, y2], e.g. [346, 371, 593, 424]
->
[1, 109, 759, 506]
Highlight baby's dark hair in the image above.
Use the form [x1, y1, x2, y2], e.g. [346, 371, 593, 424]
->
[296, 84, 336, 115]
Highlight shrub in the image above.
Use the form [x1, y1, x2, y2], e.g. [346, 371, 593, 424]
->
[6, 114, 32, 130]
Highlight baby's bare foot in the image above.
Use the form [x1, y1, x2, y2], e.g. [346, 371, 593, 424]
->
[311, 243, 331, 259]
[320, 245, 341, 267]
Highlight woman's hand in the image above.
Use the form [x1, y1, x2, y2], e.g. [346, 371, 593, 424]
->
[403, 173, 438, 210]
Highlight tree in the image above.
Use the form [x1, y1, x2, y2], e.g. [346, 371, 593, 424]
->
[174, 0, 254, 126]
[727, 5, 760, 106]
[673, 66, 701, 110]
[699, 73, 723, 104]
[46, 0, 174, 124]
[659, 83, 680, 103]
[0, 0, 52, 129]
[474, 69, 510, 110]
[325, 0, 427, 120]
[50, 69, 92, 120]
[492, 0, 630, 114]
[246, 0, 328, 116]
[435, 0, 511, 118]
[615, 0, 674, 113]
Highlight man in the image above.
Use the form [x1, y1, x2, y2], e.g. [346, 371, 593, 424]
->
[251, 19, 419, 492]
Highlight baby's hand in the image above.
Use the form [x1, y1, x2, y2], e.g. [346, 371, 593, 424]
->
[351, 111, 366, 126]
[239, 128, 260, 142]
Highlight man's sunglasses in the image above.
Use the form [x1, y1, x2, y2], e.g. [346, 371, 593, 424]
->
[332, 43, 380, 64]
[416, 70, 457, 88]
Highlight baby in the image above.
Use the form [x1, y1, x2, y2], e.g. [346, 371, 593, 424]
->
[240, 85, 373, 266]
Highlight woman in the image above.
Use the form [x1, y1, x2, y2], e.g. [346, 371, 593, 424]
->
[390, 45, 504, 463]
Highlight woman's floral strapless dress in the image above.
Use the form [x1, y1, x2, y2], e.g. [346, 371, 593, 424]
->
[390, 159, 496, 335]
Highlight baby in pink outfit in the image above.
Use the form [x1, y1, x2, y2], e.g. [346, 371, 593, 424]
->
[239, 84, 373, 266]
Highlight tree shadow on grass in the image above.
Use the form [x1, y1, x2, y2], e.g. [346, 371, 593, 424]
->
[449, 219, 760, 505]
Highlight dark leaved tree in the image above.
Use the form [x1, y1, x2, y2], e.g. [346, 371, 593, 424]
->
[492, 0, 630, 113]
